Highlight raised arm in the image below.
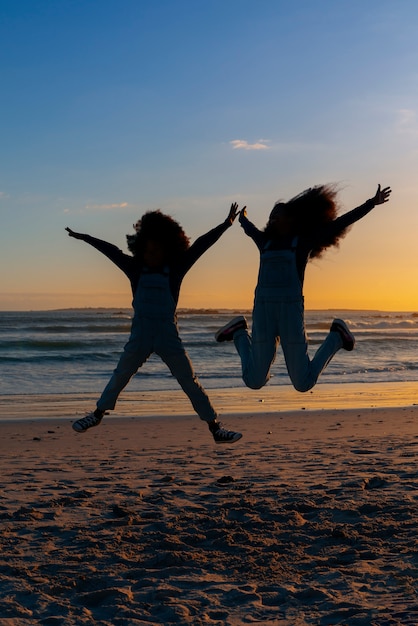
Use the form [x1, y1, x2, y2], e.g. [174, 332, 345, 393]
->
[65, 227, 133, 274]
[182, 203, 240, 270]
[331, 184, 392, 233]
[238, 207, 265, 250]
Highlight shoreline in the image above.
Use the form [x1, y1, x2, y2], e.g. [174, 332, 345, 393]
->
[1, 380, 417, 421]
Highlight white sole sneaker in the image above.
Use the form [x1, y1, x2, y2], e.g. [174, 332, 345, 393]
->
[72, 412, 103, 433]
[215, 316, 247, 342]
[213, 428, 243, 444]
[331, 318, 355, 351]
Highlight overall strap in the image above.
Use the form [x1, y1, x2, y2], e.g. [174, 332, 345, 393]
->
[263, 237, 298, 252]
[142, 265, 170, 276]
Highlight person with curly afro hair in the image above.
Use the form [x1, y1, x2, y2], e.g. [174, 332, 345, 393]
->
[215, 184, 391, 393]
[66, 204, 242, 444]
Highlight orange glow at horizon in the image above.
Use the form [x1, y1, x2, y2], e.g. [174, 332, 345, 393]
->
[2, 278, 418, 313]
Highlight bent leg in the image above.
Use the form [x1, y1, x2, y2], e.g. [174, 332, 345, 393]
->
[281, 302, 342, 392]
[234, 300, 278, 389]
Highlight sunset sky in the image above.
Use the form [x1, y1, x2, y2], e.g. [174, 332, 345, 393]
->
[1, 0, 418, 312]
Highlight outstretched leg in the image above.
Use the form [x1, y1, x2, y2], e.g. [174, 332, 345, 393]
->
[159, 322, 242, 443]
[97, 318, 152, 411]
[73, 317, 152, 433]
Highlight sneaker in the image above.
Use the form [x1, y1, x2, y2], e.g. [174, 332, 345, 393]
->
[330, 318, 355, 351]
[72, 410, 104, 433]
[215, 316, 248, 342]
[209, 420, 243, 444]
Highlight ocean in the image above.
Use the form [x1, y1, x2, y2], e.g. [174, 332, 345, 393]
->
[1, 308, 418, 396]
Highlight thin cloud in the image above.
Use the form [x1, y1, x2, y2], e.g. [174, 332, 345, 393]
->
[229, 138, 327, 153]
[85, 202, 129, 211]
[230, 139, 271, 151]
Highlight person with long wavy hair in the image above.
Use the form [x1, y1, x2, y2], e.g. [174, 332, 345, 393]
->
[66, 205, 242, 443]
[215, 184, 391, 392]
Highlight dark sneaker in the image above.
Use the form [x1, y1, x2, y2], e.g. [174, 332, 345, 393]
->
[72, 410, 104, 433]
[209, 420, 242, 444]
[330, 318, 355, 351]
[215, 316, 248, 342]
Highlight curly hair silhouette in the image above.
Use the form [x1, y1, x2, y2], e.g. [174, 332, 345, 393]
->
[264, 184, 348, 259]
[126, 210, 190, 262]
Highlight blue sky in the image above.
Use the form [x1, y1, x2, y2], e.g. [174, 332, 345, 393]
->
[1, 0, 418, 310]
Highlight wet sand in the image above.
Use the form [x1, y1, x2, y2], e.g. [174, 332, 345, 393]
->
[0, 384, 417, 625]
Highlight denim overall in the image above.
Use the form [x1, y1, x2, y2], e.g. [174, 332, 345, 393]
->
[98, 268, 217, 421]
[234, 239, 342, 391]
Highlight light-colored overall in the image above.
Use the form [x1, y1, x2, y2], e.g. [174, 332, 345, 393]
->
[97, 269, 217, 422]
[234, 240, 342, 391]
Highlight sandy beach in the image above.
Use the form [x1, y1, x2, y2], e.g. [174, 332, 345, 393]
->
[1, 383, 418, 625]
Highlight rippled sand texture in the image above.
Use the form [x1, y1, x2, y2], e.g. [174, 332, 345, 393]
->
[0, 407, 417, 625]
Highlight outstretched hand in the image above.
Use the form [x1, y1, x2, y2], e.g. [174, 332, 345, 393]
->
[239, 206, 247, 222]
[226, 202, 240, 225]
[65, 227, 84, 240]
[373, 184, 392, 206]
